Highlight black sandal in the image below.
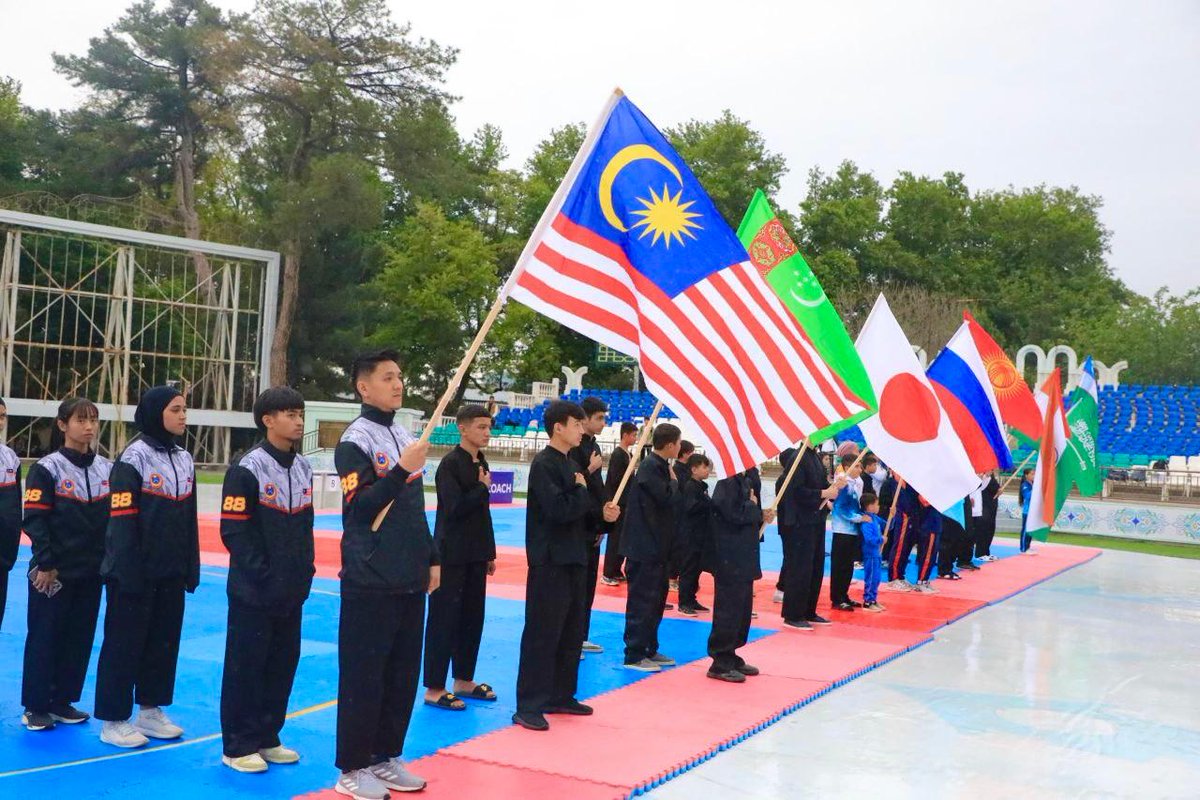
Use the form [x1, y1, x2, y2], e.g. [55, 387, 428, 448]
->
[461, 683, 497, 702]
[424, 693, 466, 711]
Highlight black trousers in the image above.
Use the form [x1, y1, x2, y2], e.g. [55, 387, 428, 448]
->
[515, 563, 585, 714]
[622, 559, 668, 664]
[939, 521, 965, 576]
[423, 561, 487, 690]
[676, 540, 704, 609]
[221, 599, 303, 757]
[22, 575, 102, 713]
[708, 575, 752, 673]
[95, 578, 186, 721]
[958, 518, 979, 565]
[775, 527, 794, 592]
[0, 567, 10, 631]
[829, 534, 858, 606]
[335, 589, 425, 772]
[602, 518, 625, 580]
[781, 522, 825, 622]
[583, 538, 601, 640]
[976, 515, 998, 557]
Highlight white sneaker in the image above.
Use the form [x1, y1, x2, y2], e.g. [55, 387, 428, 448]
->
[370, 757, 427, 792]
[915, 581, 939, 594]
[336, 768, 390, 800]
[100, 720, 149, 749]
[134, 706, 184, 739]
[223, 753, 269, 773]
[880, 580, 911, 593]
[580, 641, 603, 653]
[623, 658, 661, 673]
[772, 590, 784, 603]
[259, 744, 300, 764]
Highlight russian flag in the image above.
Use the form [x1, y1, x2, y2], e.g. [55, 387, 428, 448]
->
[927, 322, 1014, 472]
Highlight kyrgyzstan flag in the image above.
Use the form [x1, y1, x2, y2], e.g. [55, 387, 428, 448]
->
[855, 295, 979, 511]
[963, 311, 1041, 441]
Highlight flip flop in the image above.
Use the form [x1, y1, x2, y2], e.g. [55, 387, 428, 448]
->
[424, 693, 466, 711]
[461, 683, 497, 702]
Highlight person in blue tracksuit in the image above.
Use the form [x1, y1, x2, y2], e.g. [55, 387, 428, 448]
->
[1019, 469, 1034, 553]
[858, 494, 886, 612]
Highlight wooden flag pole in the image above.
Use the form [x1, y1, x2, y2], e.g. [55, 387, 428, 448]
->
[879, 477, 905, 551]
[370, 293, 507, 532]
[758, 438, 811, 535]
[996, 450, 1036, 498]
[608, 401, 663, 508]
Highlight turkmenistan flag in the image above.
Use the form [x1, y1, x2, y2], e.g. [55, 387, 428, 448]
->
[1063, 356, 1103, 497]
[736, 190, 876, 443]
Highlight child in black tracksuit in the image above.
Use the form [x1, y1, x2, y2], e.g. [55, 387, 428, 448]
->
[708, 471, 765, 682]
[0, 397, 22, 631]
[20, 398, 111, 731]
[219, 387, 315, 773]
[95, 386, 199, 749]
[677, 454, 713, 615]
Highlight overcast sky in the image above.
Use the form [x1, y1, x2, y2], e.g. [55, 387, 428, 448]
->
[2, 0, 1196, 296]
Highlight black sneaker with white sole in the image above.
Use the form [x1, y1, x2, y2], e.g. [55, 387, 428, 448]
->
[807, 615, 833, 626]
[783, 619, 814, 631]
[22, 711, 55, 731]
[49, 703, 90, 724]
[677, 605, 699, 616]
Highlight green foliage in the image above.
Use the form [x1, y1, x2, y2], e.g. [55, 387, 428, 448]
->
[2, 3, 1196, 400]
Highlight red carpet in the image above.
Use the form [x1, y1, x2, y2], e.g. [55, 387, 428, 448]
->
[284, 528, 1100, 800]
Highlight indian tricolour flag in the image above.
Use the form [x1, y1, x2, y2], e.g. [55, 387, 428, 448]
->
[1026, 369, 1071, 541]
[736, 190, 876, 443]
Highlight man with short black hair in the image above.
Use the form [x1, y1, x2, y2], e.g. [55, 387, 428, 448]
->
[423, 404, 498, 712]
[513, 401, 618, 732]
[219, 387, 314, 774]
[571, 397, 610, 654]
[601, 422, 638, 585]
[332, 350, 435, 798]
[620, 423, 681, 672]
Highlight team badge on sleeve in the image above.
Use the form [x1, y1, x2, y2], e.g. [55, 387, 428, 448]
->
[149, 473, 165, 490]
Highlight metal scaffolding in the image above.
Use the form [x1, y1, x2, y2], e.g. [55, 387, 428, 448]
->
[0, 209, 279, 465]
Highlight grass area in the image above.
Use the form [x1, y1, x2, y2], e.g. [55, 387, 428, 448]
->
[196, 469, 226, 485]
[995, 530, 1200, 560]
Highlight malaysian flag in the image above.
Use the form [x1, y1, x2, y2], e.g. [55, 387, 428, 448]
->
[506, 91, 868, 477]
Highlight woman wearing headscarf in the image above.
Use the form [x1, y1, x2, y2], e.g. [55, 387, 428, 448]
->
[94, 386, 199, 749]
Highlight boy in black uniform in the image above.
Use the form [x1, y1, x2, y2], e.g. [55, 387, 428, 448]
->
[601, 422, 638, 585]
[513, 401, 618, 732]
[778, 446, 844, 631]
[0, 398, 22, 631]
[332, 351, 435, 799]
[677, 454, 713, 616]
[571, 397, 609, 655]
[620, 423, 681, 672]
[975, 472, 1001, 561]
[219, 387, 315, 773]
[423, 405, 497, 711]
[668, 440, 693, 591]
[708, 470, 773, 682]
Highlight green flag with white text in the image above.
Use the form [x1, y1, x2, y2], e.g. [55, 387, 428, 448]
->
[1063, 355, 1103, 497]
[736, 190, 876, 443]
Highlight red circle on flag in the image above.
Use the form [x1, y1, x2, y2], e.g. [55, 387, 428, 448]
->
[879, 373, 941, 442]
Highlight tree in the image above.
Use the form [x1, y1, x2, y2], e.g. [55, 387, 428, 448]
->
[368, 203, 498, 408]
[0, 78, 26, 191]
[237, 0, 456, 384]
[666, 109, 788, 229]
[796, 160, 887, 298]
[1069, 289, 1200, 385]
[54, 0, 240, 293]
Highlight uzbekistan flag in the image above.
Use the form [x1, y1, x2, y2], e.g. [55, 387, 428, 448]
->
[926, 320, 1014, 472]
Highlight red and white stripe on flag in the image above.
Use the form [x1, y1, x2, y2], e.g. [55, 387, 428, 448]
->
[508, 213, 867, 477]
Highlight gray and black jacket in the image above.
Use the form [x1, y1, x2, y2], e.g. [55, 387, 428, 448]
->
[336, 404, 437, 593]
[100, 435, 199, 593]
[0, 444, 22, 572]
[23, 447, 113, 581]
[220, 441, 315, 610]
